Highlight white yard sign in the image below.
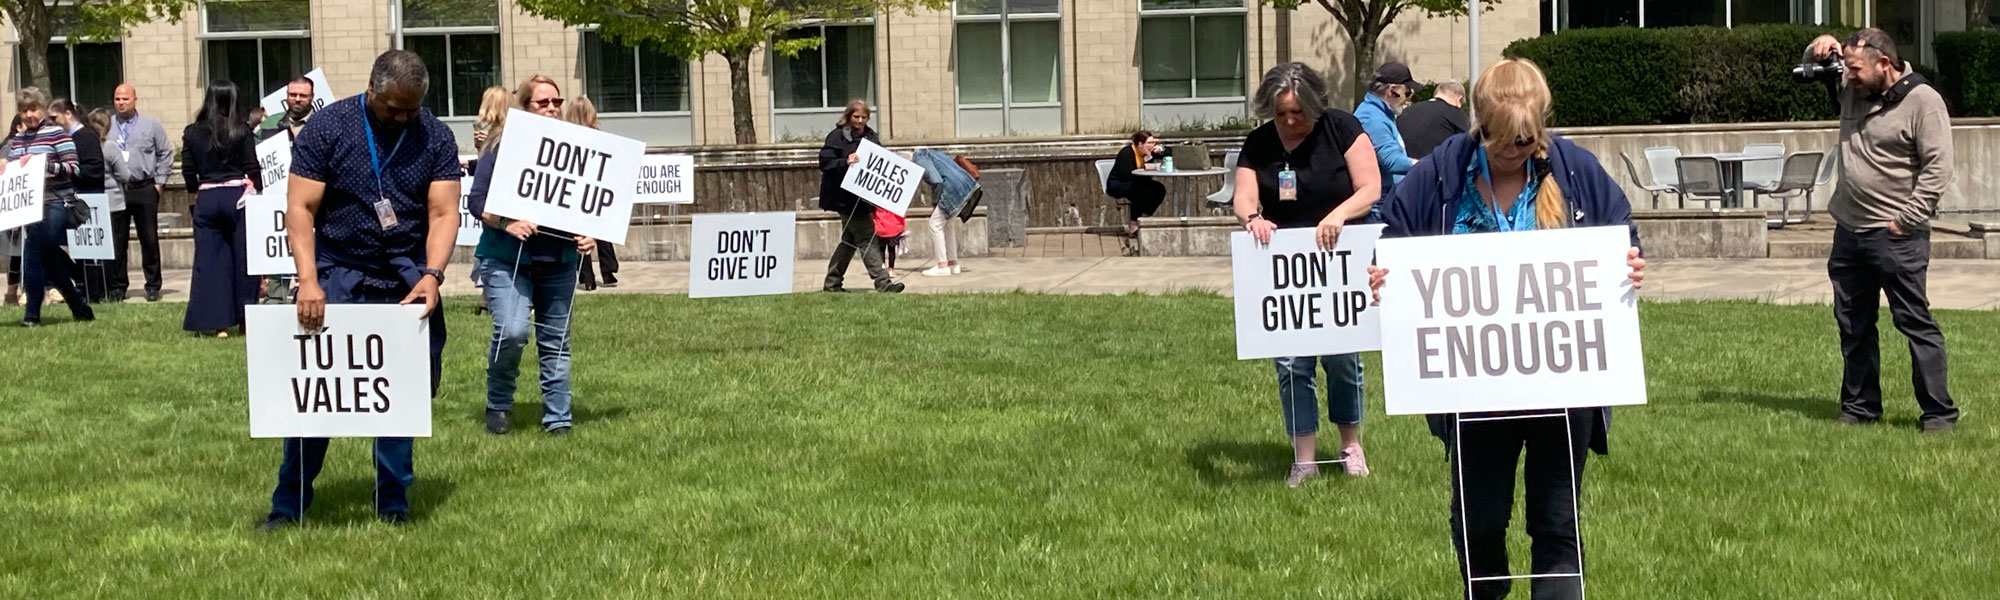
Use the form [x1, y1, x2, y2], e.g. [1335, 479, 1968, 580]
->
[689, 212, 796, 298]
[481, 109, 644, 244]
[65, 193, 114, 260]
[1231, 225, 1384, 360]
[258, 68, 336, 118]
[1376, 226, 1645, 415]
[0, 154, 48, 231]
[634, 154, 695, 205]
[255, 135, 293, 190]
[456, 175, 482, 246]
[838, 140, 923, 217]
[247, 304, 433, 438]
[244, 183, 297, 276]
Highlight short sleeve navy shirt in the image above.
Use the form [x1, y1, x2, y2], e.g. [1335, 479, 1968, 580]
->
[290, 94, 462, 268]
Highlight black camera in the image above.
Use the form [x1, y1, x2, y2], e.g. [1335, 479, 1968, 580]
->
[1792, 56, 1845, 83]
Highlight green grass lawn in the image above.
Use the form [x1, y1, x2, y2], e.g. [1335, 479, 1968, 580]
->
[1, 294, 1994, 599]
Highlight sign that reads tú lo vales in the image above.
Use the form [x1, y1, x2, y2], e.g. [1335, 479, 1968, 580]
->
[481, 109, 644, 244]
[1230, 225, 1384, 360]
[246, 304, 433, 438]
[1376, 226, 1646, 416]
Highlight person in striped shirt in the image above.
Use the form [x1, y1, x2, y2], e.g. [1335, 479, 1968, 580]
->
[8, 86, 94, 326]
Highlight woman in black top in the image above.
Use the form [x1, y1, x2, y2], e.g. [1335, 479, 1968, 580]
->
[1106, 130, 1166, 235]
[180, 81, 262, 337]
[816, 100, 901, 293]
[1231, 62, 1383, 487]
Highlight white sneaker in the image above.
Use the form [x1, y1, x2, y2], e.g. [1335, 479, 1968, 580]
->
[950, 264, 963, 274]
[922, 266, 953, 277]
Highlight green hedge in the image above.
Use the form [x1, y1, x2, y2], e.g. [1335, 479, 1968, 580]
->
[1936, 31, 2000, 117]
[1505, 25, 1850, 126]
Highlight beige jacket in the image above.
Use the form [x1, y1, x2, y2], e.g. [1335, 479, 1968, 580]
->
[1831, 70, 1954, 232]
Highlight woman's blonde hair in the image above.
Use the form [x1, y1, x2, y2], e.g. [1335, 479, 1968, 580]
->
[487, 75, 561, 151]
[564, 95, 599, 129]
[473, 85, 512, 150]
[1472, 58, 1567, 229]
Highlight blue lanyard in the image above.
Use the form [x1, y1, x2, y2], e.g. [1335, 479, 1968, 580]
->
[360, 93, 408, 201]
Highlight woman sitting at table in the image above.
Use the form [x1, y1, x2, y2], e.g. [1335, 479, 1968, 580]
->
[1106, 131, 1166, 235]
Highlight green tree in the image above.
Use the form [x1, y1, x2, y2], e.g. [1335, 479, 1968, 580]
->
[1261, 0, 1498, 105]
[3, 0, 195, 93]
[517, 0, 948, 145]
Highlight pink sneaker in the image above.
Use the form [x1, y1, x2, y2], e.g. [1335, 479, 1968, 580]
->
[1341, 446, 1370, 477]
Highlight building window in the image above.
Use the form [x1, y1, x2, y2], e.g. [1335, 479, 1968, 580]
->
[1138, 0, 1245, 101]
[201, 1, 312, 114]
[396, 0, 500, 117]
[772, 24, 875, 110]
[15, 43, 123, 113]
[955, 0, 1062, 134]
[581, 31, 690, 114]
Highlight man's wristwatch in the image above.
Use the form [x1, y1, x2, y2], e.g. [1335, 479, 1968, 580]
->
[420, 267, 446, 283]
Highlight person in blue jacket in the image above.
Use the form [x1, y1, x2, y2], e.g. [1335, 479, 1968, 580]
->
[1355, 62, 1419, 198]
[1366, 58, 1645, 600]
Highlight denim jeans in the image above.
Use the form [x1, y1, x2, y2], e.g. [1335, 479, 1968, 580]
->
[480, 257, 578, 429]
[1273, 353, 1365, 436]
[23, 197, 92, 323]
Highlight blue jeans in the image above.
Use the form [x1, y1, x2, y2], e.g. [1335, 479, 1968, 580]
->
[480, 257, 578, 429]
[1273, 354, 1365, 436]
[23, 198, 92, 323]
[271, 263, 445, 519]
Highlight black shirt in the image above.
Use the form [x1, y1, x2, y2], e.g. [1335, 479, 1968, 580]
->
[181, 122, 262, 194]
[1397, 98, 1469, 160]
[68, 125, 106, 193]
[1237, 110, 1367, 228]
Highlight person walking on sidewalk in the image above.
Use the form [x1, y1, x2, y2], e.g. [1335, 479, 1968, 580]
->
[817, 100, 902, 293]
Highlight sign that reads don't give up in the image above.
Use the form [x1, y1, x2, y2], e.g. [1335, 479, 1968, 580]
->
[1230, 225, 1384, 360]
[482, 109, 644, 244]
[839, 139, 923, 217]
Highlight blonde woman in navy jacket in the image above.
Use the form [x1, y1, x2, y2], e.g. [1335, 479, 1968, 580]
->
[1366, 58, 1645, 600]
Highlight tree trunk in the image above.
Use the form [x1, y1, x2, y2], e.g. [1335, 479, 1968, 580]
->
[5, 5, 54, 93]
[1972, 0, 1992, 28]
[725, 48, 757, 145]
[1352, 31, 1379, 107]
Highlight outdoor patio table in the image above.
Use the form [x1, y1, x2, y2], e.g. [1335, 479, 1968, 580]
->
[1686, 152, 1783, 208]
[1134, 167, 1229, 218]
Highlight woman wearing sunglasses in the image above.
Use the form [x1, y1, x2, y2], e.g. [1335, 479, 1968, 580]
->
[463, 74, 595, 437]
[1367, 58, 1644, 600]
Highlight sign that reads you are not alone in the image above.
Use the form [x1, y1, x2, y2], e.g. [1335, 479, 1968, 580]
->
[689, 212, 796, 298]
[0, 154, 48, 231]
[1377, 226, 1646, 416]
[1231, 225, 1384, 360]
[246, 304, 433, 438]
[839, 140, 923, 217]
[483, 109, 644, 244]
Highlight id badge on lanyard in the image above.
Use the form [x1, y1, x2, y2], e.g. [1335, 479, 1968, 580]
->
[1277, 164, 1298, 202]
[361, 95, 408, 231]
[374, 197, 399, 229]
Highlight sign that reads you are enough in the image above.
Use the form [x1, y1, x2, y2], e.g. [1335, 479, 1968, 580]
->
[246, 304, 433, 438]
[1231, 225, 1384, 360]
[838, 140, 923, 217]
[482, 109, 643, 244]
[1377, 226, 1646, 415]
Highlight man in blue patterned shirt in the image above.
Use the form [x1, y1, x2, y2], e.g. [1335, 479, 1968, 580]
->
[259, 50, 463, 531]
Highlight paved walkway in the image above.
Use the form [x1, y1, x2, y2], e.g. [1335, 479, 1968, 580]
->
[89, 257, 2000, 310]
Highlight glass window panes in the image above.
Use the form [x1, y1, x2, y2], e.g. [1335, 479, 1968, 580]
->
[404, 34, 498, 117]
[957, 0, 1004, 15]
[1140, 0, 1239, 10]
[824, 25, 875, 107]
[772, 29, 825, 109]
[205, 0, 310, 33]
[1009, 0, 1060, 14]
[1139, 17, 1192, 99]
[583, 31, 690, 113]
[402, 0, 499, 29]
[17, 43, 124, 112]
[1008, 20, 1060, 104]
[206, 38, 310, 113]
[1191, 15, 1243, 98]
[956, 23, 1004, 105]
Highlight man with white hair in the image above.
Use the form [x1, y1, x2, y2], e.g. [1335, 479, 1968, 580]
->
[1397, 80, 1468, 160]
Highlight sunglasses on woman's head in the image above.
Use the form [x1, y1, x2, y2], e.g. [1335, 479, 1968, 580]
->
[532, 98, 566, 109]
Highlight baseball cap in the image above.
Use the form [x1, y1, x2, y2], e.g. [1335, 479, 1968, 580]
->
[1374, 62, 1419, 87]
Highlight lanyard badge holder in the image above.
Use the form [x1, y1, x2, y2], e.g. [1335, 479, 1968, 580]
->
[1277, 161, 1298, 202]
[361, 95, 409, 231]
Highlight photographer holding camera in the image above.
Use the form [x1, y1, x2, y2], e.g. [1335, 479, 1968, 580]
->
[1803, 28, 1959, 433]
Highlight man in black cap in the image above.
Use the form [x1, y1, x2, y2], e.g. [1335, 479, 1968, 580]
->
[1355, 62, 1419, 197]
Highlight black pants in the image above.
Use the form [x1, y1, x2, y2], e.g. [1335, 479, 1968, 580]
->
[823, 207, 890, 290]
[1829, 227, 1957, 423]
[113, 184, 163, 295]
[577, 243, 619, 287]
[1113, 178, 1166, 221]
[1448, 410, 1593, 600]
